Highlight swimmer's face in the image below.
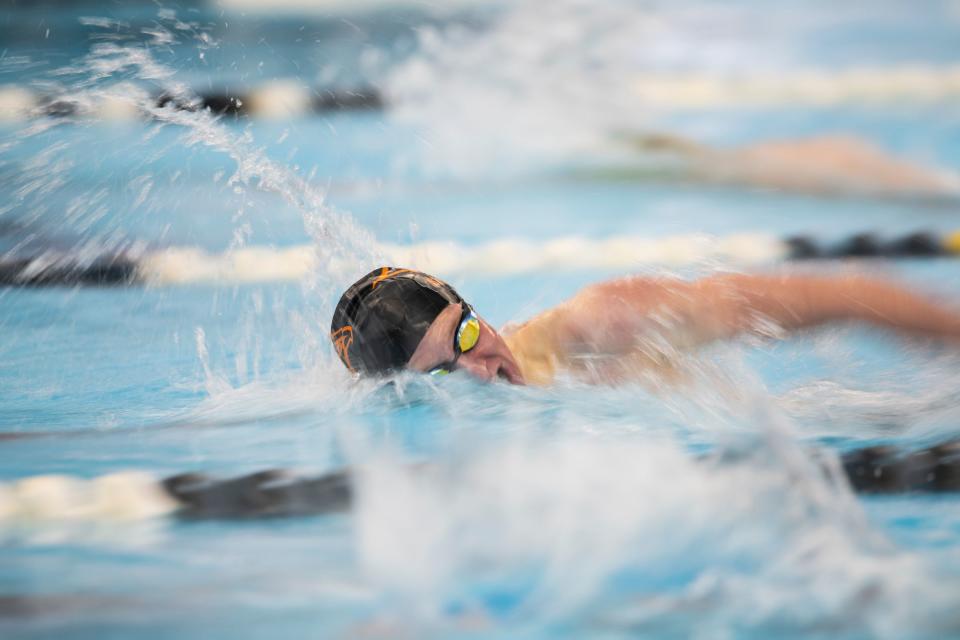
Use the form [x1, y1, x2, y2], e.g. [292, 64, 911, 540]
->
[407, 303, 525, 385]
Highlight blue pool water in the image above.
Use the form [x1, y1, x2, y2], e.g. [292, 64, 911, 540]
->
[3, 1, 960, 638]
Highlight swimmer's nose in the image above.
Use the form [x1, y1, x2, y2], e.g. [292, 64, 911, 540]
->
[455, 319, 522, 384]
[456, 357, 496, 383]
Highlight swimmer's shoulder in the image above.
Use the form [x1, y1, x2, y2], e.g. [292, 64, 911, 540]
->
[502, 277, 658, 344]
[501, 312, 570, 386]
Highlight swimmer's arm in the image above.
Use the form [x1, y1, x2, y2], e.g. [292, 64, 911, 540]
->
[674, 273, 960, 344]
[558, 273, 960, 354]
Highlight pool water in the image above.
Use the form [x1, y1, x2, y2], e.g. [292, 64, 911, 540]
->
[3, 1, 960, 638]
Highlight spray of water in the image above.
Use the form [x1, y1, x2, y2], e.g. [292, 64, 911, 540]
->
[0, 16, 389, 395]
[75, 39, 380, 286]
[385, 0, 960, 187]
[348, 431, 960, 637]
[385, 0, 654, 176]
[4, 9, 960, 638]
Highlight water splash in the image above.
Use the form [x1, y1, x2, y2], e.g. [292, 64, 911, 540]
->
[384, 0, 960, 180]
[72, 38, 381, 288]
[349, 431, 959, 637]
[4, 10, 960, 639]
[1, 15, 385, 393]
[386, 0, 651, 176]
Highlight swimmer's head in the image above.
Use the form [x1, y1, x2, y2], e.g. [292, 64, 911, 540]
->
[330, 267, 523, 384]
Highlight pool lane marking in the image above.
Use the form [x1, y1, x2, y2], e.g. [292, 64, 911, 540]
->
[2, 230, 960, 288]
[9, 64, 960, 122]
[2, 440, 960, 523]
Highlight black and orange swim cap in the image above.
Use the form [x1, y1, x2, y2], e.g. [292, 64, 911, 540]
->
[330, 267, 465, 375]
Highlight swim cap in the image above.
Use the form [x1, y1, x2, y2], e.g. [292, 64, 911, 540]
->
[330, 267, 465, 375]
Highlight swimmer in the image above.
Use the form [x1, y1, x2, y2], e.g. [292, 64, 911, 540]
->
[621, 133, 959, 199]
[331, 267, 960, 386]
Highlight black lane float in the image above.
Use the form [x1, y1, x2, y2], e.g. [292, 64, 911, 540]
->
[1, 84, 384, 121]
[161, 438, 960, 520]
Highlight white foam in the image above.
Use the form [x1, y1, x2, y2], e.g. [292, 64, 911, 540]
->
[350, 434, 945, 631]
[385, 1, 960, 177]
[138, 234, 786, 285]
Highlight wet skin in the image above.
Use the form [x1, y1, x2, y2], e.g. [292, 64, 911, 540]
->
[404, 273, 960, 387]
[407, 303, 525, 385]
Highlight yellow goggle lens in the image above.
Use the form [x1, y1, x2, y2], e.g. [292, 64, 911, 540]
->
[457, 316, 481, 353]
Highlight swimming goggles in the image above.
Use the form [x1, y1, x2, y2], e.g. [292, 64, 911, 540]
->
[429, 304, 481, 376]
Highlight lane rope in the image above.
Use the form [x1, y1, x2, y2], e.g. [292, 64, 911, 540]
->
[2, 230, 960, 287]
[0, 82, 382, 122]
[7, 63, 960, 121]
[1, 440, 958, 523]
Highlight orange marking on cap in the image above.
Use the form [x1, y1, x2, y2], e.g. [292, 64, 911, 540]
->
[370, 267, 415, 289]
[331, 325, 355, 371]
